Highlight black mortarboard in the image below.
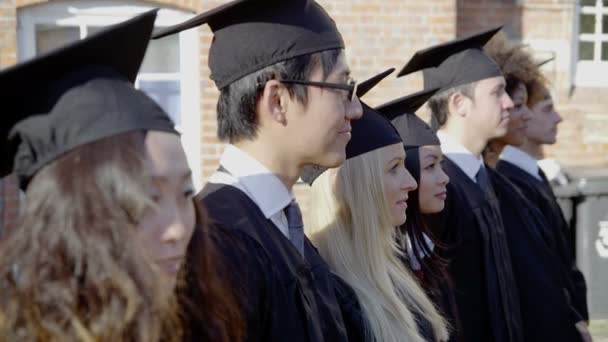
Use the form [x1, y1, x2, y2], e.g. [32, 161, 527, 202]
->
[376, 88, 440, 148]
[0, 10, 178, 190]
[153, 0, 344, 90]
[301, 69, 402, 185]
[397, 27, 503, 93]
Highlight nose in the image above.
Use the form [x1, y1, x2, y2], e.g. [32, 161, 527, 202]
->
[402, 168, 418, 192]
[162, 207, 188, 244]
[346, 96, 363, 120]
[438, 167, 450, 186]
[503, 93, 514, 111]
[522, 106, 533, 122]
[554, 109, 563, 124]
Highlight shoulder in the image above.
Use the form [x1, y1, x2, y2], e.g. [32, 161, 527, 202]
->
[198, 183, 273, 263]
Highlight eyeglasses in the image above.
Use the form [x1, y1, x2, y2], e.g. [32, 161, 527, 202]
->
[278, 79, 358, 102]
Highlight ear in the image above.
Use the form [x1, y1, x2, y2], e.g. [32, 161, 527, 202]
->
[258, 80, 288, 126]
[448, 91, 469, 118]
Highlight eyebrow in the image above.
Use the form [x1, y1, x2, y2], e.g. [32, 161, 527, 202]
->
[149, 170, 192, 183]
[424, 154, 439, 161]
[337, 70, 352, 81]
[493, 83, 505, 92]
[388, 156, 404, 164]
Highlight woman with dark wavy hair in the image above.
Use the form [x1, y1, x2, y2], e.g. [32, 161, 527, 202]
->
[0, 11, 241, 342]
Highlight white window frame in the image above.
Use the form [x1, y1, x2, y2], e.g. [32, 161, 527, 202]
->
[17, 1, 203, 189]
[574, 0, 608, 87]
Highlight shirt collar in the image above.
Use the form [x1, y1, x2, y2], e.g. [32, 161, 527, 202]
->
[219, 145, 294, 219]
[499, 145, 542, 180]
[437, 130, 483, 181]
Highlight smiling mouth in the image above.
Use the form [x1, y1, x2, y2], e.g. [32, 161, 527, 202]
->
[396, 198, 408, 205]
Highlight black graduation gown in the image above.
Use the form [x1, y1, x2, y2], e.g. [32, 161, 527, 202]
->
[332, 274, 368, 342]
[332, 271, 437, 342]
[496, 160, 589, 322]
[489, 168, 583, 342]
[427, 158, 523, 342]
[199, 183, 349, 342]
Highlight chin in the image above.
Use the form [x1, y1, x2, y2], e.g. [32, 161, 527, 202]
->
[434, 203, 446, 212]
[314, 151, 346, 168]
[425, 203, 445, 214]
[494, 128, 509, 138]
[392, 213, 407, 227]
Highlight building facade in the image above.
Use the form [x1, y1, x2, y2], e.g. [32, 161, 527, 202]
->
[1, 0, 607, 233]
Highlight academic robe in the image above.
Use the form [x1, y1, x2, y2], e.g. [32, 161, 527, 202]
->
[332, 274, 368, 342]
[199, 183, 350, 342]
[489, 168, 583, 342]
[496, 160, 589, 322]
[427, 158, 524, 342]
[333, 271, 437, 342]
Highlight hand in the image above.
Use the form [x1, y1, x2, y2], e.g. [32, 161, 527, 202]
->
[575, 321, 593, 342]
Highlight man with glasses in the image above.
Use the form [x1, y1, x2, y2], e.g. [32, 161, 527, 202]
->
[154, 0, 362, 340]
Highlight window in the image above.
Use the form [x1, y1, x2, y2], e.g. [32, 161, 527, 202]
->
[575, 0, 608, 86]
[18, 1, 202, 188]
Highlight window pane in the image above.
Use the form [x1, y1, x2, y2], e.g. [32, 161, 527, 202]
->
[579, 41, 595, 60]
[603, 15, 608, 33]
[85, 26, 180, 73]
[580, 14, 596, 34]
[140, 31, 180, 73]
[602, 42, 608, 60]
[581, 0, 596, 6]
[35, 24, 79, 55]
[139, 80, 181, 126]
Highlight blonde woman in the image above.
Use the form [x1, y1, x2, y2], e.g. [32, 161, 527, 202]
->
[302, 98, 449, 342]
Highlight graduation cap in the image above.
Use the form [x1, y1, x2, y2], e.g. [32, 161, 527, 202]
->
[397, 26, 503, 93]
[301, 68, 402, 185]
[376, 88, 440, 148]
[0, 10, 177, 190]
[153, 0, 344, 90]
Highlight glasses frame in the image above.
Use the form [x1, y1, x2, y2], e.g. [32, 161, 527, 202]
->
[277, 79, 358, 102]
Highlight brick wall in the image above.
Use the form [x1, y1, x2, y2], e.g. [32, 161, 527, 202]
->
[197, 0, 457, 207]
[0, 175, 19, 238]
[457, 0, 608, 167]
[5, 0, 606, 225]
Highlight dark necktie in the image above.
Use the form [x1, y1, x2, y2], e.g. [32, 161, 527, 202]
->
[537, 167, 556, 197]
[476, 165, 490, 193]
[284, 200, 305, 256]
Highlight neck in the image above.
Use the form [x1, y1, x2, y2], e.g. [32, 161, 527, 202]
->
[519, 140, 544, 160]
[234, 140, 301, 190]
[442, 124, 487, 157]
[483, 140, 506, 168]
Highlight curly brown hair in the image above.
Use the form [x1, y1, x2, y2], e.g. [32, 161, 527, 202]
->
[0, 131, 242, 342]
[485, 32, 546, 97]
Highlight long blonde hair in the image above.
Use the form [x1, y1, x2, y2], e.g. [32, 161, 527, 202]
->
[305, 147, 449, 342]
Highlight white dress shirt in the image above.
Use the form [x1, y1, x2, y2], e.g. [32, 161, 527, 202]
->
[499, 145, 542, 181]
[437, 130, 485, 182]
[207, 145, 294, 238]
[406, 233, 435, 271]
